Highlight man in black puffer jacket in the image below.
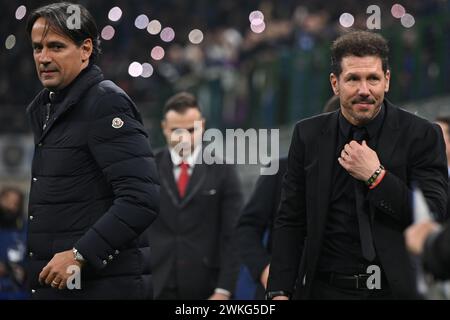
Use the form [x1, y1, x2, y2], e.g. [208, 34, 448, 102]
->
[25, 2, 160, 299]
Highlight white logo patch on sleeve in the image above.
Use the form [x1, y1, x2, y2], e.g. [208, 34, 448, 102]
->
[112, 117, 124, 129]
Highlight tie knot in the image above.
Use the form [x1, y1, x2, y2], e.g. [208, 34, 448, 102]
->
[351, 126, 368, 142]
[180, 162, 189, 169]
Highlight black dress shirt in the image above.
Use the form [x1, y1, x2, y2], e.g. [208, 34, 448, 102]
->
[318, 105, 385, 274]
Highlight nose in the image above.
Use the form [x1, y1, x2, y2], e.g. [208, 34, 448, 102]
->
[37, 47, 51, 65]
[179, 131, 192, 143]
[358, 80, 370, 97]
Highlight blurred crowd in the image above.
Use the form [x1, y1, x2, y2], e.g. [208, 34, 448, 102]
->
[1, 0, 449, 136]
[0, 187, 28, 299]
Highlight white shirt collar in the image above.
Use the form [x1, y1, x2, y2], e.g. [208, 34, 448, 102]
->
[169, 145, 201, 168]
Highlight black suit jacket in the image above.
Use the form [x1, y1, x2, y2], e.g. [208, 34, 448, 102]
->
[149, 148, 243, 299]
[267, 101, 448, 299]
[235, 158, 288, 298]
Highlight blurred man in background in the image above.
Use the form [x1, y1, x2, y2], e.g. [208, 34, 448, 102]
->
[235, 157, 287, 299]
[149, 92, 243, 299]
[25, 2, 159, 299]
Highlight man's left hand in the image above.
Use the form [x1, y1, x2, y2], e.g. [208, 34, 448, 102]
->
[338, 140, 380, 181]
[39, 250, 83, 290]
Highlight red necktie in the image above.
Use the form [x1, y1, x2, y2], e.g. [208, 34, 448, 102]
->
[177, 162, 190, 198]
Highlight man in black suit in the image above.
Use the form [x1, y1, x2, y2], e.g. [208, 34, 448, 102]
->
[149, 92, 243, 299]
[235, 97, 340, 299]
[266, 31, 448, 300]
[235, 158, 288, 299]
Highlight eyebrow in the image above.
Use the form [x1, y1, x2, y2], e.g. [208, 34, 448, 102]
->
[48, 41, 66, 46]
[32, 40, 66, 47]
[172, 127, 195, 133]
[344, 72, 381, 79]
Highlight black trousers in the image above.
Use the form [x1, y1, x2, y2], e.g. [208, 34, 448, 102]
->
[157, 286, 180, 300]
[310, 279, 394, 300]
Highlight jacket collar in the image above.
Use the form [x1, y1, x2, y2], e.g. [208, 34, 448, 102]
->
[159, 147, 207, 208]
[26, 64, 104, 142]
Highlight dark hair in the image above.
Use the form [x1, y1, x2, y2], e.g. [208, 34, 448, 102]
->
[163, 92, 201, 117]
[436, 116, 450, 136]
[26, 2, 101, 62]
[331, 31, 389, 76]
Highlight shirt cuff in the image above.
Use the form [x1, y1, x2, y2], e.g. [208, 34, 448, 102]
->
[214, 288, 231, 297]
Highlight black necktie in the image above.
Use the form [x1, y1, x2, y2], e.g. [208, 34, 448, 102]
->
[351, 126, 376, 261]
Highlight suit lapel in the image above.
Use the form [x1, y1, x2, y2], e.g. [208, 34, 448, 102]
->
[316, 111, 339, 236]
[159, 149, 182, 208]
[375, 100, 400, 168]
[180, 160, 207, 208]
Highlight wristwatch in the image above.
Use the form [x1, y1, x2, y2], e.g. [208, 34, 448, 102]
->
[72, 247, 86, 263]
[265, 290, 291, 300]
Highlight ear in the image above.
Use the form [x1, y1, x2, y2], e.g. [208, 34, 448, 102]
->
[200, 118, 206, 132]
[330, 73, 339, 95]
[161, 119, 171, 142]
[384, 69, 391, 92]
[80, 38, 93, 63]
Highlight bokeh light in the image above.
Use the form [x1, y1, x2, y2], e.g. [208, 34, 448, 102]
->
[108, 6, 122, 22]
[391, 4, 406, 19]
[249, 10, 264, 23]
[128, 62, 143, 77]
[135, 14, 149, 29]
[251, 18, 264, 26]
[250, 21, 266, 34]
[5, 35, 16, 50]
[339, 13, 355, 28]
[401, 14, 415, 28]
[101, 25, 115, 40]
[141, 63, 154, 78]
[188, 29, 204, 44]
[147, 20, 162, 35]
[160, 27, 175, 42]
[15, 5, 26, 20]
[151, 46, 165, 60]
